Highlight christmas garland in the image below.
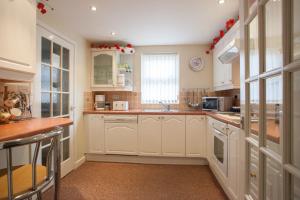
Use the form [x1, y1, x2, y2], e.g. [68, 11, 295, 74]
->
[91, 43, 135, 54]
[206, 17, 239, 54]
[36, 0, 54, 15]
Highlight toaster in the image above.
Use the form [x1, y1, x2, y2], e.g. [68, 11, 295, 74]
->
[113, 101, 129, 111]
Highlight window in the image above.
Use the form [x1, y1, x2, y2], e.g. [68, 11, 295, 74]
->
[141, 53, 179, 104]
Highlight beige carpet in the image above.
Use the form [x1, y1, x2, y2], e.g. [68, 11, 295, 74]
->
[43, 162, 228, 200]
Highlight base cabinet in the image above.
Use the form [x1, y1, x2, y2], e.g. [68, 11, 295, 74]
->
[86, 114, 105, 153]
[138, 115, 162, 156]
[228, 124, 240, 200]
[186, 115, 206, 157]
[162, 115, 186, 157]
[206, 117, 214, 164]
[105, 123, 138, 155]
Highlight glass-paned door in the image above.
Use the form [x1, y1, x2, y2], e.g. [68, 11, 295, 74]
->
[241, 0, 300, 199]
[37, 25, 74, 177]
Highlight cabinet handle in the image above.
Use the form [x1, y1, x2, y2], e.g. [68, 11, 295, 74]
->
[250, 172, 256, 178]
[161, 116, 165, 120]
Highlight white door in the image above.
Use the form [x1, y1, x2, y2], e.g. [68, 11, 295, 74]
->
[186, 115, 206, 157]
[86, 114, 105, 154]
[34, 25, 75, 177]
[240, 0, 300, 199]
[162, 115, 185, 157]
[105, 123, 138, 155]
[138, 115, 162, 156]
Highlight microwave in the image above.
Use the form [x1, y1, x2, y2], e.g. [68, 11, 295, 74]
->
[202, 97, 232, 112]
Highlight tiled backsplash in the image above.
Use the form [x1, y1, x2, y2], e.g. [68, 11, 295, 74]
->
[84, 88, 241, 111]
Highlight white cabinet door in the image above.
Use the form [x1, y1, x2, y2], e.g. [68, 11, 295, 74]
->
[86, 114, 105, 154]
[105, 123, 138, 155]
[0, 0, 36, 74]
[138, 115, 162, 156]
[265, 158, 282, 200]
[206, 117, 215, 164]
[92, 51, 117, 88]
[186, 115, 206, 157]
[228, 124, 240, 200]
[162, 115, 186, 157]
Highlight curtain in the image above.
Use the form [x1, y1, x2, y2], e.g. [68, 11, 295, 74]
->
[141, 53, 179, 104]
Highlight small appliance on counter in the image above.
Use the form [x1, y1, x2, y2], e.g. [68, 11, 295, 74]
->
[113, 101, 129, 111]
[202, 97, 233, 112]
[94, 95, 105, 110]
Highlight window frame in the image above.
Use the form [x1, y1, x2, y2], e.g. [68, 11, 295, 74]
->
[140, 53, 180, 105]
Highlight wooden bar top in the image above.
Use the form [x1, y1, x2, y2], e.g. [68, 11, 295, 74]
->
[0, 118, 73, 142]
[83, 109, 241, 128]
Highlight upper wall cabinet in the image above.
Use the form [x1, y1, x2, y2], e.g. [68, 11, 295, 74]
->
[91, 50, 134, 91]
[213, 21, 240, 91]
[0, 0, 36, 80]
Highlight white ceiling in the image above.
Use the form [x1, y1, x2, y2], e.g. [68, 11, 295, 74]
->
[41, 0, 239, 46]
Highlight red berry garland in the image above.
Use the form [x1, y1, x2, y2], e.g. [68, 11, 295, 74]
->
[206, 17, 238, 54]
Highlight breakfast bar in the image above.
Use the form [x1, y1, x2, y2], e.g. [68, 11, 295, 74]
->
[0, 118, 73, 200]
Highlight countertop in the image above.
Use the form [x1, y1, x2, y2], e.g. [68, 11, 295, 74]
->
[83, 109, 241, 128]
[0, 118, 73, 142]
[250, 119, 280, 144]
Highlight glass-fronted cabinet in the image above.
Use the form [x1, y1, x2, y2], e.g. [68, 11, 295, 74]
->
[92, 50, 134, 91]
[92, 51, 117, 87]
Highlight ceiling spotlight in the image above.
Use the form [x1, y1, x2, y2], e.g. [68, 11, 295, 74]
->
[111, 32, 116, 36]
[218, 0, 225, 4]
[90, 6, 97, 11]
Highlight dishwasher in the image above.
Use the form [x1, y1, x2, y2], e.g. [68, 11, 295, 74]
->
[104, 115, 138, 155]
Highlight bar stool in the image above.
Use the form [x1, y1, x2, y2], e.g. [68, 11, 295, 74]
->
[0, 127, 63, 200]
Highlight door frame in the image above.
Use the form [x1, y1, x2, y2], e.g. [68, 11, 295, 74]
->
[240, 0, 300, 199]
[33, 20, 77, 177]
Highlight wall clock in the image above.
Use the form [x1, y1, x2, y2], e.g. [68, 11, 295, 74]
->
[189, 57, 205, 72]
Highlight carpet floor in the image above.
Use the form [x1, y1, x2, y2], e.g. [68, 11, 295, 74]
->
[43, 162, 228, 200]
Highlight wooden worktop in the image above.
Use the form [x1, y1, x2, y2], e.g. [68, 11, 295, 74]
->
[83, 109, 207, 115]
[0, 118, 73, 142]
[83, 109, 241, 128]
[250, 119, 280, 144]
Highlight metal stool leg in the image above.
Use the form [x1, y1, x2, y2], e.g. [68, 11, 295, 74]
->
[37, 191, 42, 200]
[54, 135, 61, 200]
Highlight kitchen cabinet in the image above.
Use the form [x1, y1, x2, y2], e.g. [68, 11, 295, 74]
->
[162, 115, 186, 157]
[105, 122, 138, 155]
[92, 50, 118, 88]
[186, 115, 206, 157]
[91, 50, 133, 91]
[248, 145, 259, 200]
[265, 157, 282, 200]
[138, 115, 162, 156]
[85, 114, 105, 154]
[206, 117, 215, 164]
[227, 124, 240, 200]
[0, 0, 36, 77]
[213, 21, 240, 91]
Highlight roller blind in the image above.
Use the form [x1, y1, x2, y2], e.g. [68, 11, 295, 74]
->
[141, 53, 179, 104]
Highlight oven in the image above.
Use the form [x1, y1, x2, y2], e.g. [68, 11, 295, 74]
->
[212, 127, 228, 176]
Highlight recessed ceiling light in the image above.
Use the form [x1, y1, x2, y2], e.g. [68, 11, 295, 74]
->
[90, 6, 97, 11]
[111, 32, 116, 36]
[218, 0, 225, 4]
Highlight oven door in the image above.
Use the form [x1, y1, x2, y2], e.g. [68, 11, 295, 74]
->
[202, 98, 219, 111]
[212, 128, 228, 176]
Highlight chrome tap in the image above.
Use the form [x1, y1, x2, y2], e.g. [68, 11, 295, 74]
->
[159, 101, 171, 111]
